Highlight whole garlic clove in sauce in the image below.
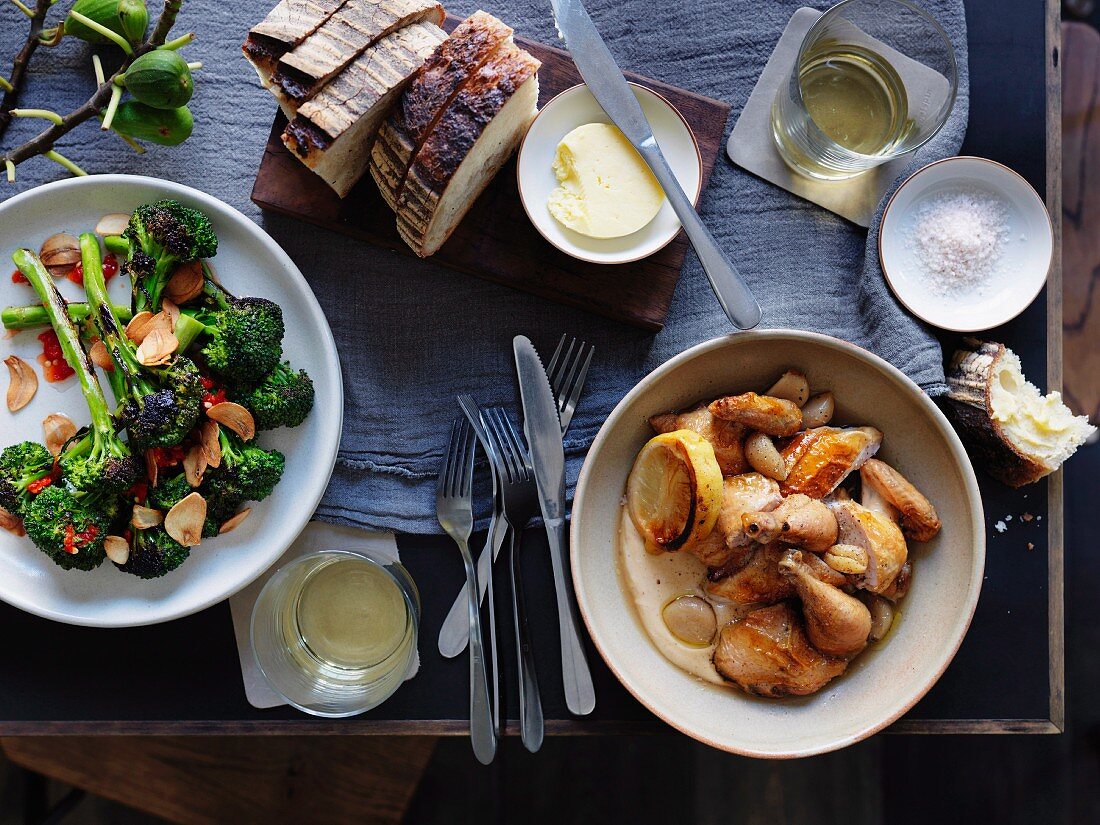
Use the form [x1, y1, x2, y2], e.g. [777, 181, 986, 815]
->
[662, 595, 717, 647]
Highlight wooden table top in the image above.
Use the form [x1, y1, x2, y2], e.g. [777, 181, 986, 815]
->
[0, 0, 1064, 736]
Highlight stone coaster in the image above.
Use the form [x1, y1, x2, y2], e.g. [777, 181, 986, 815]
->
[727, 7, 951, 227]
[229, 522, 419, 710]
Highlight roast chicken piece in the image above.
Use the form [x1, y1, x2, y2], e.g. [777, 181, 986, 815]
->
[780, 550, 871, 658]
[781, 426, 882, 499]
[686, 473, 781, 568]
[708, 392, 803, 437]
[712, 602, 847, 697]
[705, 542, 843, 605]
[859, 459, 941, 542]
[741, 493, 838, 551]
[830, 498, 907, 594]
[649, 405, 748, 476]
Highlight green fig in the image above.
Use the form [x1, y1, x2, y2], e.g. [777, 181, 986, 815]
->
[125, 51, 193, 109]
[110, 102, 193, 146]
[66, 0, 148, 47]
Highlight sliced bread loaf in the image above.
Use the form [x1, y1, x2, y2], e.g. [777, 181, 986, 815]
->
[397, 44, 541, 256]
[282, 21, 446, 197]
[370, 11, 514, 211]
[242, 0, 348, 116]
[273, 0, 444, 112]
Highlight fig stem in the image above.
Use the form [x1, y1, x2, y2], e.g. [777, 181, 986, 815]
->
[43, 150, 86, 177]
[10, 107, 61, 124]
[68, 10, 133, 55]
[11, 0, 34, 18]
[159, 32, 194, 51]
[100, 84, 123, 131]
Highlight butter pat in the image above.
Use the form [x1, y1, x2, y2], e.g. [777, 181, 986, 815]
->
[548, 123, 664, 239]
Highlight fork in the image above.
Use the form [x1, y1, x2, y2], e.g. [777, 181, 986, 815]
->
[438, 335, 595, 657]
[467, 401, 545, 753]
[436, 419, 496, 765]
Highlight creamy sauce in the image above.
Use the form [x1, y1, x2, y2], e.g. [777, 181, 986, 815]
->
[617, 508, 750, 686]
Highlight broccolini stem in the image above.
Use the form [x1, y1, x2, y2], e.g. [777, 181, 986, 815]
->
[79, 233, 149, 400]
[1, 301, 132, 330]
[12, 248, 114, 436]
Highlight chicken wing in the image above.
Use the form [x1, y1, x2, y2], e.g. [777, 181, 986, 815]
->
[830, 499, 908, 594]
[712, 602, 848, 697]
[708, 392, 803, 437]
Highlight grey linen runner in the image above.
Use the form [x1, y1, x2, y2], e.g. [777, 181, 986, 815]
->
[0, 0, 968, 533]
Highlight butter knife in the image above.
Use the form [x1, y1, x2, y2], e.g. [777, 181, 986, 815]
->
[514, 335, 595, 716]
[550, 0, 761, 330]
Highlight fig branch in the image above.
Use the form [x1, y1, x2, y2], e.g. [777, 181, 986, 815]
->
[0, 0, 56, 141]
[1, 0, 189, 180]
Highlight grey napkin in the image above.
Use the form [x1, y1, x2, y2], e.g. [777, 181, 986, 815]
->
[0, 0, 968, 534]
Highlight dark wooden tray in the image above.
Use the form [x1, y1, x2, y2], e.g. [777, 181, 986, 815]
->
[250, 16, 731, 331]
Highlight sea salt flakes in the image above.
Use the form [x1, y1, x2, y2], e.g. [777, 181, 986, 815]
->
[904, 188, 1011, 295]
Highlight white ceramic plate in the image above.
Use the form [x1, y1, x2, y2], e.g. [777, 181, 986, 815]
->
[879, 156, 1053, 332]
[571, 331, 985, 758]
[0, 175, 342, 627]
[516, 83, 702, 264]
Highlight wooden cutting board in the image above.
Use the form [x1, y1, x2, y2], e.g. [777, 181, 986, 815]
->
[250, 16, 732, 331]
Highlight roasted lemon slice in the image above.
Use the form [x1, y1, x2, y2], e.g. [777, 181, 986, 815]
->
[626, 430, 723, 553]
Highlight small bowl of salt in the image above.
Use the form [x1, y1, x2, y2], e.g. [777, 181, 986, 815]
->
[879, 156, 1052, 331]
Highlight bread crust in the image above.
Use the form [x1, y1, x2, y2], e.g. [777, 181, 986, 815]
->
[397, 45, 540, 253]
[945, 338, 1049, 488]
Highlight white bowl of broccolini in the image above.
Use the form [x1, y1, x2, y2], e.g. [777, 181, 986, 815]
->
[0, 175, 342, 627]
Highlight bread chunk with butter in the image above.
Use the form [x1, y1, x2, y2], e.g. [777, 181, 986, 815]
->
[282, 21, 446, 196]
[946, 338, 1095, 487]
[370, 11, 515, 210]
[396, 43, 541, 256]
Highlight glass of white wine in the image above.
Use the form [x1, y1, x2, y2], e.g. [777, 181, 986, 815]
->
[251, 550, 420, 717]
[771, 0, 957, 180]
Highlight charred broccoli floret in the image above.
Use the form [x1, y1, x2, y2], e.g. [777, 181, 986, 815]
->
[0, 441, 53, 517]
[184, 279, 284, 382]
[125, 199, 218, 313]
[23, 483, 113, 571]
[79, 233, 203, 449]
[230, 362, 314, 430]
[207, 430, 284, 503]
[118, 525, 189, 578]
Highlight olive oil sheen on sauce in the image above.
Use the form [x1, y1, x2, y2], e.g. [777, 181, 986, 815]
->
[800, 44, 909, 155]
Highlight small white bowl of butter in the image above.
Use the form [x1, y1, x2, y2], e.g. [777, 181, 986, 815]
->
[517, 82, 702, 265]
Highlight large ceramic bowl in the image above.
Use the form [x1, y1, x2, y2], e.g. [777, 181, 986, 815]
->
[571, 331, 984, 757]
[0, 176, 342, 627]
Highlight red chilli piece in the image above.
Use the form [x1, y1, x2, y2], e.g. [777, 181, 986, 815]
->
[26, 477, 52, 495]
[10, 270, 28, 284]
[66, 262, 84, 286]
[103, 254, 119, 280]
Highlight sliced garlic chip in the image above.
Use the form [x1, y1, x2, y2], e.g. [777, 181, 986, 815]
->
[95, 213, 130, 237]
[125, 311, 156, 343]
[219, 508, 252, 534]
[0, 505, 25, 536]
[207, 402, 255, 442]
[131, 504, 164, 530]
[200, 420, 221, 468]
[164, 260, 204, 304]
[5, 355, 38, 411]
[135, 328, 178, 366]
[183, 444, 207, 488]
[39, 233, 81, 273]
[89, 339, 115, 371]
[104, 535, 130, 565]
[42, 413, 77, 456]
[165, 492, 206, 546]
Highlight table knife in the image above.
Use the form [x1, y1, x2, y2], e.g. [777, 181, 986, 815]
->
[514, 335, 596, 716]
[550, 0, 761, 330]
